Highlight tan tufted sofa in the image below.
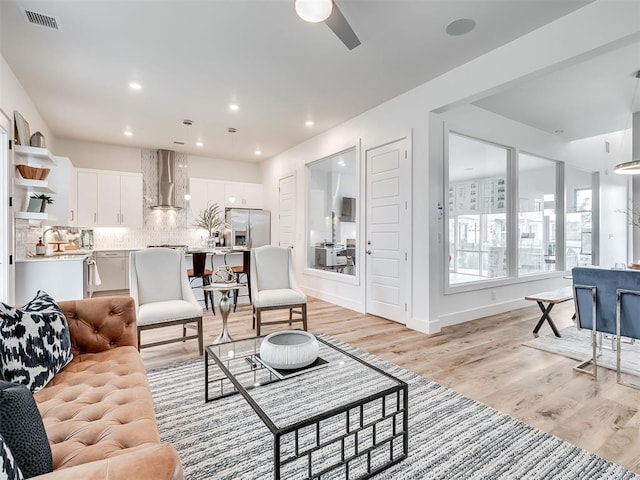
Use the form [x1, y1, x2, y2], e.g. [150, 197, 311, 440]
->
[31, 296, 183, 480]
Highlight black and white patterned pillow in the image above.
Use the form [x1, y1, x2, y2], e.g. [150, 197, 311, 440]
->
[0, 433, 24, 480]
[0, 291, 73, 392]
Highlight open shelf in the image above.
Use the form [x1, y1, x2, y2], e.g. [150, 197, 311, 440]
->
[15, 212, 48, 220]
[13, 145, 57, 166]
[14, 178, 55, 193]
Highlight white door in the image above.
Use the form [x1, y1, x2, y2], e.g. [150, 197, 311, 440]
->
[278, 174, 295, 248]
[365, 138, 411, 324]
[0, 111, 10, 304]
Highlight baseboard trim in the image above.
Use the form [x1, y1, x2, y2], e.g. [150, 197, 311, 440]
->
[407, 317, 439, 334]
[437, 298, 529, 329]
[302, 286, 364, 313]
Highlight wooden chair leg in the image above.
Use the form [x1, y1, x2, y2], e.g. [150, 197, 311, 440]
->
[302, 304, 308, 331]
[197, 317, 204, 356]
[256, 309, 261, 336]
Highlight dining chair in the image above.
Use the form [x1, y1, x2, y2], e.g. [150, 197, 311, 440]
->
[129, 248, 204, 354]
[187, 251, 215, 313]
[250, 245, 307, 336]
[573, 266, 640, 381]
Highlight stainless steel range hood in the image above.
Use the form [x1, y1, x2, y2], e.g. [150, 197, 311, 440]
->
[151, 149, 182, 210]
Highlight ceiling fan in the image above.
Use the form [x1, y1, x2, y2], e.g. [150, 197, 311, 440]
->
[295, 0, 361, 50]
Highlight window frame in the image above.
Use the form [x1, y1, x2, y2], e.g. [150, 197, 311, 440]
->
[303, 144, 361, 286]
[444, 129, 572, 294]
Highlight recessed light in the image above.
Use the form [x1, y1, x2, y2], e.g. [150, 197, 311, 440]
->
[124, 130, 133, 137]
[255, 149, 262, 156]
[446, 18, 476, 36]
[305, 120, 314, 127]
[229, 104, 239, 111]
[129, 82, 142, 91]
[196, 141, 204, 147]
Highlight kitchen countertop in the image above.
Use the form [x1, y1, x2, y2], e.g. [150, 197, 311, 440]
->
[17, 252, 93, 263]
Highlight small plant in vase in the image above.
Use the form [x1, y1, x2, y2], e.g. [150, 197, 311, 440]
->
[193, 202, 227, 248]
[30, 194, 54, 213]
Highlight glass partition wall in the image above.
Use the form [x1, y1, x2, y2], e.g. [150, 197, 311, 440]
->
[447, 131, 596, 289]
[307, 148, 357, 276]
[448, 133, 509, 284]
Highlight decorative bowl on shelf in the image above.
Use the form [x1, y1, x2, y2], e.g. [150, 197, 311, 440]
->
[16, 165, 50, 180]
[259, 330, 319, 370]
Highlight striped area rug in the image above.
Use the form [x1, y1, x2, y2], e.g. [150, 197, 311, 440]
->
[148, 336, 639, 480]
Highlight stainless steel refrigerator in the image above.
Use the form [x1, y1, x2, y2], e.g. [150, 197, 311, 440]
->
[226, 209, 271, 248]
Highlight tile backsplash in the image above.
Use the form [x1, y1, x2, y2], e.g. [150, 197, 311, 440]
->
[16, 149, 213, 256]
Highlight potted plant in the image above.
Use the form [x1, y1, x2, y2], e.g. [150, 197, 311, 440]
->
[30, 194, 54, 213]
[193, 202, 227, 248]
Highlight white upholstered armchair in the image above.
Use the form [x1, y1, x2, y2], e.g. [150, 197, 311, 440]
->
[129, 248, 204, 354]
[250, 245, 307, 336]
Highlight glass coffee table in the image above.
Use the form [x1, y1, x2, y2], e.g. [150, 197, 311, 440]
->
[205, 335, 408, 479]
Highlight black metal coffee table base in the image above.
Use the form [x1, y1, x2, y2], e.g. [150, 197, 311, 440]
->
[205, 337, 408, 479]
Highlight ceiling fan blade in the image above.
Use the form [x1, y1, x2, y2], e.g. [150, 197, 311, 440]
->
[325, 1, 361, 50]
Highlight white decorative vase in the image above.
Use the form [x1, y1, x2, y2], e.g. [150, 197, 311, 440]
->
[259, 330, 319, 370]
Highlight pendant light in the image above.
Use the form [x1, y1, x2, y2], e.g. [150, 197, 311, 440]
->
[614, 70, 640, 174]
[294, 0, 333, 23]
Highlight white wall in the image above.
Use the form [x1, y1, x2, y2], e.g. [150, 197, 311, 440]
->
[1, 52, 56, 305]
[262, 0, 640, 334]
[56, 138, 261, 182]
[563, 130, 632, 267]
[0, 55, 54, 151]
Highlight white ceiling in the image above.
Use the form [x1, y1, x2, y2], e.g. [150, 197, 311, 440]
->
[474, 40, 640, 141]
[0, 0, 592, 163]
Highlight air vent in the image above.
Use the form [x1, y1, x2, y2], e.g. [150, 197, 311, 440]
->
[23, 9, 59, 30]
[173, 141, 185, 145]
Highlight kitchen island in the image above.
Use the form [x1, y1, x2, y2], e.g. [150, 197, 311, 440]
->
[14, 252, 93, 305]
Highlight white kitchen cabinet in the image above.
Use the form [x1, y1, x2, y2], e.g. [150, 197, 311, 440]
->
[224, 181, 263, 208]
[97, 173, 121, 225]
[189, 178, 225, 220]
[76, 169, 143, 227]
[94, 251, 129, 292]
[77, 171, 98, 227]
[15, 256, 87, 305]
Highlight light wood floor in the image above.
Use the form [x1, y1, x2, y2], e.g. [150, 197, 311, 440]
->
[139, 296, 640, 473]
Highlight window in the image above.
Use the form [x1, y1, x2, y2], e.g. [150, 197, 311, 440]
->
[446, 131, 589, 289]
[565, 166, 597, 269]
[448, 132, 509, 284]
[307, 148, 357, 276]
[518, 153, 559, 275]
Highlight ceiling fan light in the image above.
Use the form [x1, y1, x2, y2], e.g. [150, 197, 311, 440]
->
[295, 0, 333, 23]
[614, 160, 640, 174]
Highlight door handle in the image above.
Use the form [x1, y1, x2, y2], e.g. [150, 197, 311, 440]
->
[366, 250, 372, 255]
